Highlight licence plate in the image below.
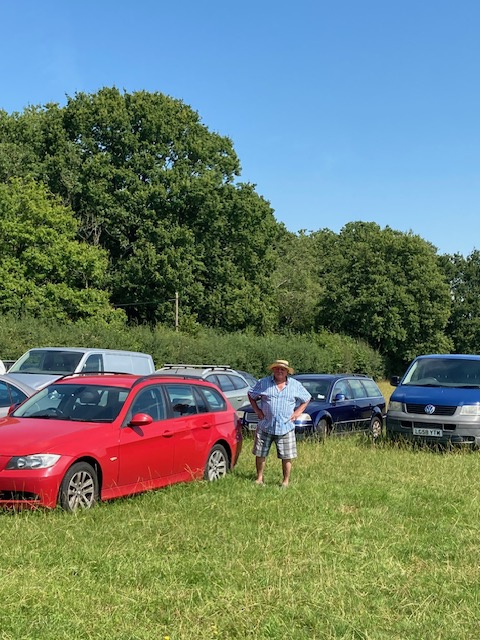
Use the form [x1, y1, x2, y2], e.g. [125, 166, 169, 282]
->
[413, 427, 443, 437]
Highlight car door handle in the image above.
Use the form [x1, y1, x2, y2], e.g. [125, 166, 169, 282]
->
[201, 423, 211, 429]
[162, 431, 174, 438]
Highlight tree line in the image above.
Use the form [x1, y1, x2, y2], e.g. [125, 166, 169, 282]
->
[0, 87, 478, 372]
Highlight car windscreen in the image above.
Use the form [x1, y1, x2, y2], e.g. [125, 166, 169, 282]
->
[13, 383, 128, 422]
[403, 357, 480, 387]
[9, 350, 84, 375]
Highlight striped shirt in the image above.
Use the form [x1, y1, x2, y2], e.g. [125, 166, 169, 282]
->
[249, 375, 311, 436]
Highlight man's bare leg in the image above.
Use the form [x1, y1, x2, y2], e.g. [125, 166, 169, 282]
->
[255, 456, 266, 484]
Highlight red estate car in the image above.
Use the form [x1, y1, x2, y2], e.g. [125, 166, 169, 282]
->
[0, 373, 243, 511]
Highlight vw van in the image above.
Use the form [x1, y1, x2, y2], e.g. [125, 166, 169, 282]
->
[6, 347, 155, 389]
[386, 354, 480, 446]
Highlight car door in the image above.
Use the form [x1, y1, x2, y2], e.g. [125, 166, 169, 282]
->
[348, 378, 371, 431]
[163, 383, 215, 478]
[117, 384, 175, 489]
[329, 379, 357, 433]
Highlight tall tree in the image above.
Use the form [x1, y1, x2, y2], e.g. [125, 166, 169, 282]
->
[439, 250, 480, 353]
[0, 178, 124, 324]
[0, 88, 281, 331]
[272, 230, 325, 332]
[315, 222, 452, 371]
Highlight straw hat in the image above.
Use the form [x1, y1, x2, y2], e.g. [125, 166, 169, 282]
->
[267, 359, 294, 374]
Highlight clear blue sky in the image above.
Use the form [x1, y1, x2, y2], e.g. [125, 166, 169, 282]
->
[1, 0, 479, 256]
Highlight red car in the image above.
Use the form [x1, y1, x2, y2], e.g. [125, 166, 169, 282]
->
[0, 373, 242, 511]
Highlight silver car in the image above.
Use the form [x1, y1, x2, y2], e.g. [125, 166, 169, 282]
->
[155, 364, 252, 411]
[0, 374, 36, 417]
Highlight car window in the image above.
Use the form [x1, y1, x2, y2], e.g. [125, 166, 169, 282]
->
[82, 354, 103, 373]
[213, 374, 235, 392]
[193, 386, 209, 413]
[7, 383, 27, 406]
[164, 384, 197, 417]
[362, 378, 382, 398]
[200, 387, 227, 412]
[333, 379, 352, 399]
[349, 379, 366, 399]
[228, 374, 247, 390]
[130, 386, 166, 421]
[0, 381, 12, 408]
[205, 373, 220, 387]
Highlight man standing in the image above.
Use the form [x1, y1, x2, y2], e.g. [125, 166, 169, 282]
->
[248, 359, 311, 487]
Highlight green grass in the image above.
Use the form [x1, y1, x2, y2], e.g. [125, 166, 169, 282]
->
[2, 437, 480, 639]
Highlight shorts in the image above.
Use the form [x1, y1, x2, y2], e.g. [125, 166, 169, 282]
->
[252, 428, 297, 460]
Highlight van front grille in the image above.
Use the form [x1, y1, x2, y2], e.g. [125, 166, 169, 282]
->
[406, 403, 456, 416]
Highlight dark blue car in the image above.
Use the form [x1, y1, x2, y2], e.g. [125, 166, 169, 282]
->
[241, 373, 386, 438]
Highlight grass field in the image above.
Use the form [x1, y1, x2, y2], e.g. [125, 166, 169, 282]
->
[1, 431, 480, 639]
[377, 379, 394, 404]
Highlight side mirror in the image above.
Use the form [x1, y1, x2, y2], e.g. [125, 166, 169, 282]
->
[128, 412, 153, 427]
[333, 393, 346, 402]
[7, 403, 21, 416]
[390, 376, 400, 387]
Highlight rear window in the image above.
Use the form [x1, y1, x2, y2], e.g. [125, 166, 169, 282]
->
[362, 379, 382, 398]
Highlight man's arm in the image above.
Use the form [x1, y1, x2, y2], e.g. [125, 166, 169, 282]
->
[248, 394, 264, 420]
[290, 399, 310, 422]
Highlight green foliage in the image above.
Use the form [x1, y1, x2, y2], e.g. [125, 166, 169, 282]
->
[0, 178, 125, 323]
[439, 250, 480, 353]
[0, 315, 385, 379]
[272, 230, 324, 332]
[315, 222, 452, 371]
[0, 88, 281, 331]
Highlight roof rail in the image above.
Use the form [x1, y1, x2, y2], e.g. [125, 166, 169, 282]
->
[161, 364, 231, 369]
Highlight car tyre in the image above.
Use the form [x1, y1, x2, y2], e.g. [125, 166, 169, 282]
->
[204, 444, 229, 481]
[58, 462, 99, 511]
[314, 418, 330, 441]
[370, 415, 383, 439]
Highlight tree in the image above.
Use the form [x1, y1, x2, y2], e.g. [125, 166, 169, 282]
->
[439, 250, 480, 353]
[315, 222, 452, 371]
[0, 88, 282, 331]
[271, 229, 325, 332]
[0, 178, 125, 324]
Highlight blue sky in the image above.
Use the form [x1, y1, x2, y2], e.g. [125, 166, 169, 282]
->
[1, 0, 479, 256]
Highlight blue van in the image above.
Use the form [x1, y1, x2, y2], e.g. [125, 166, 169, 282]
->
[386, 354, 480, 446]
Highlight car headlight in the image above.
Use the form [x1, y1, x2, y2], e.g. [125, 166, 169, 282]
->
[5, 454, 61, 470]
[388, 400, 403, 412]
[459, 404, 480, 416]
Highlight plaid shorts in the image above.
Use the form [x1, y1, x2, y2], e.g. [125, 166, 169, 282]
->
[252, 428, 297, 460]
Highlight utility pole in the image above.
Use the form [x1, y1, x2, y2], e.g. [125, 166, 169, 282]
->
[175, 291, 179, 331]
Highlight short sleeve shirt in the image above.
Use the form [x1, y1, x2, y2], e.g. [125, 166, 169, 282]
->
[249, 375, 311, 436]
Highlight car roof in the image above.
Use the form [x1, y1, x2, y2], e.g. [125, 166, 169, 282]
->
[52, 372, 224, 390]
[22, 347, 152, 356]
[157, 364, 239, 375]
[0, 374, 36, 394]
[414, 354, 480, 361]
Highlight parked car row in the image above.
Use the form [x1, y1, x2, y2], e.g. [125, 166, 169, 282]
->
[14, 344, 469, 513]
[0, 349, 249, 512]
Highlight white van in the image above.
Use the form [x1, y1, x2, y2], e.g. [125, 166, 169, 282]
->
[6, 347, 155, 389]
